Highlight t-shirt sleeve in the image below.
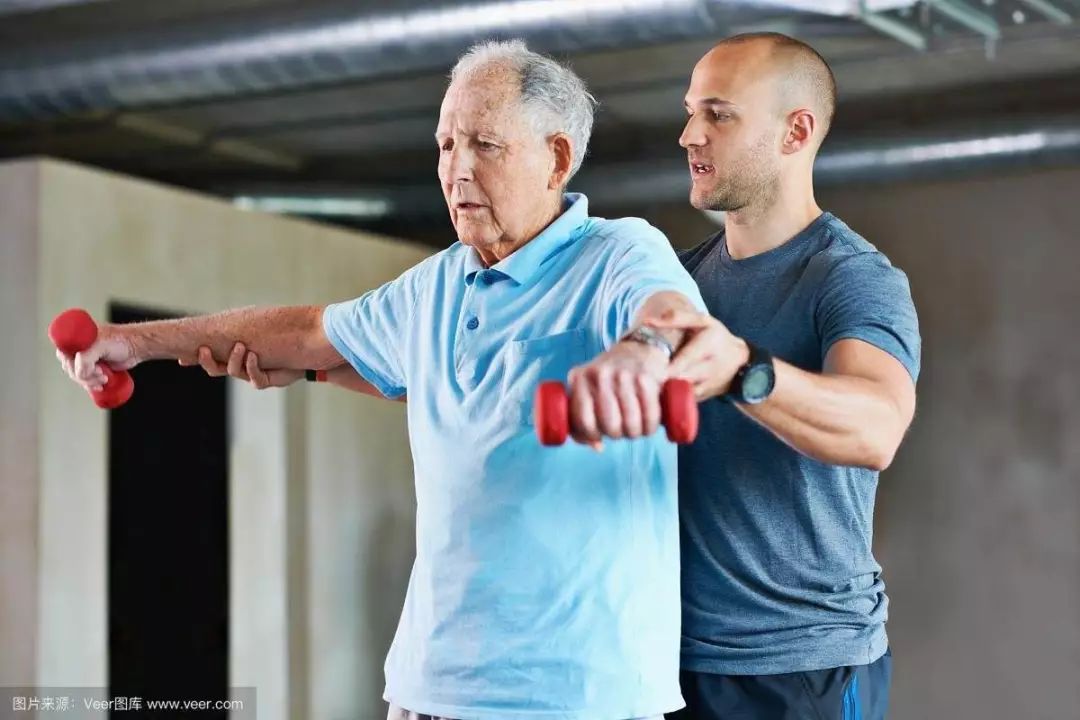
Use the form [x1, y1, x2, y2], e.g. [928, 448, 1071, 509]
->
[321, 265, 421, 399]
[600, 221, 707, 345]
[816, 251, 921, 381]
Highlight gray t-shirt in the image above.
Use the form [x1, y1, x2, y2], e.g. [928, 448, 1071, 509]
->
[677, 211, 921, 675]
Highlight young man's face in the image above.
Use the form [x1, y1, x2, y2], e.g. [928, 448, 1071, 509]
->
[679, 44, 786, 213]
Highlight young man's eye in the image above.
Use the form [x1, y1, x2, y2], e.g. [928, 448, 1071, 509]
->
[711, 112, 730, 122]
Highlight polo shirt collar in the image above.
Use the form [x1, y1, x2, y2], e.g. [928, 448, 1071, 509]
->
[463, 193, 590, 286]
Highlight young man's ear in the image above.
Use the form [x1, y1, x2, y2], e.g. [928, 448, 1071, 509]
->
[549, 134, 574, 189]
[783, 109, 817, 155]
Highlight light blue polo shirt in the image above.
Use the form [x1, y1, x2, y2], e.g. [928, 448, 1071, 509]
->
[323, 193, 704, 720]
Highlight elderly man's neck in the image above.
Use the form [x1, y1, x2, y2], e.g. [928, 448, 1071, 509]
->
[475, 193, 565, 267]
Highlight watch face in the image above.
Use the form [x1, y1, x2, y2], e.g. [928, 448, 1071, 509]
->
[742, 366, 774, 403]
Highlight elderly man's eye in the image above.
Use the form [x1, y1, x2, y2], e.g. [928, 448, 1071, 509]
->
[477, 140, 498, 151]
[439, 139, 453, 152]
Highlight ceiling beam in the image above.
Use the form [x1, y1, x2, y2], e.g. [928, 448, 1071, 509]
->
[1017, 0, 1073, 25]
[924, 0, 1001, 39]
[0, 0, 107, 17]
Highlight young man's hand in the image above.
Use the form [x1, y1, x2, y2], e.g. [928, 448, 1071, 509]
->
[180, 343, 304, 389]
[648, 309, 749, 401]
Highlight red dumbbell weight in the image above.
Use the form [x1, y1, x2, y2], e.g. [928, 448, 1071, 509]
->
[534, 378, 698, 446]
[48, 308, 134, 409]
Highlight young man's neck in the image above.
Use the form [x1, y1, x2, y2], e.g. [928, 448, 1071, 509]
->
[724, 186, 823, 261]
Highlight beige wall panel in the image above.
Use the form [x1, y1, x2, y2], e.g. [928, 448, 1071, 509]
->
[0, 158, 430, 719]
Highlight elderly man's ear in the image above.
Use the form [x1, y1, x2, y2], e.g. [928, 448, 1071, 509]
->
[548, 133, 574, 190]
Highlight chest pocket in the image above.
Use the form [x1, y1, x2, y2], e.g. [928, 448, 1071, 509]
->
[502, 327, 592, 427]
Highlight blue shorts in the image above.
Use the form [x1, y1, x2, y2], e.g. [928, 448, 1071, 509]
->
[668, 648, 892, 720]
[388, 706, 663, 720]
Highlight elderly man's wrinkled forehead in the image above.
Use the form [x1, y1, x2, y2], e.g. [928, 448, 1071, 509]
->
[439, 63, 526, 133]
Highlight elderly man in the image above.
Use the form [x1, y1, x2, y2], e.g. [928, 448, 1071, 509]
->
[58, 41, 704, 719]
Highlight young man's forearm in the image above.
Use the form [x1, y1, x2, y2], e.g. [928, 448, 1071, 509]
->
[114, 305, 342, 370]
[739, 360, 909, 471]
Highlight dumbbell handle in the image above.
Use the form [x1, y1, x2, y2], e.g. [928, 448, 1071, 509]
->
[48, 308, 134, 410]
[534, 378, 698, 446]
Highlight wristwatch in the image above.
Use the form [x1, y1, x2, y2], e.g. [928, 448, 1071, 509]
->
[621, 325, 675, 360]
[305, 369, 328, 382]
[724, 342, 775, 404]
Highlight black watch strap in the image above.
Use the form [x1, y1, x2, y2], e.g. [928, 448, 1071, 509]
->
[723, 342, 774, 404]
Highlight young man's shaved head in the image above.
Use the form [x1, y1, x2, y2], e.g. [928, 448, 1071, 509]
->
[680, 32, 838, 213]
[709, 32, 837, 145]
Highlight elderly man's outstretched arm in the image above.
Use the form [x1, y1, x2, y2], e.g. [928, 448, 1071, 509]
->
[56, 305, 345, 394]
[181, 289, 694, 422]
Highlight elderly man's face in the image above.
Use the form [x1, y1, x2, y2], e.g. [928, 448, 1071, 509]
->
[436, 70, 559, 254]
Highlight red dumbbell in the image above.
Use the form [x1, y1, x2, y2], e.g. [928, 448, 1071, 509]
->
[48, 308, 134, 409]
[534, 378, 698, 446]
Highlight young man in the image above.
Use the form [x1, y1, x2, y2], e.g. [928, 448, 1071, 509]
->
[653, 33, 920, 720]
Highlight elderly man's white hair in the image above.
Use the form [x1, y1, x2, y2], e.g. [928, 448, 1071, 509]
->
[450, 39, 597, 182]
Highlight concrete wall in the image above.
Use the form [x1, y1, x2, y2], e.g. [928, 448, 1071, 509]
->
[650, 167, 1080, 720]
[0, 158, 430, 719]
[0, 161, 41, 688]
[822, 169, 1080, 720]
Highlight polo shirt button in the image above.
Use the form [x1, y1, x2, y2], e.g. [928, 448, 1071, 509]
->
[466, 317, 480, 330]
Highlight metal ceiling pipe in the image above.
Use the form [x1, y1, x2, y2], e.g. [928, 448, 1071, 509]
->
[229, 118, 1080, 218]
[584, 120, 1080, 205]
[0, 0, 809, 122]
[0, 0, 108, 17]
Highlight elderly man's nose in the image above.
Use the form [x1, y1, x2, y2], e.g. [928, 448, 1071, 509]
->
[446, 146, 474, 181]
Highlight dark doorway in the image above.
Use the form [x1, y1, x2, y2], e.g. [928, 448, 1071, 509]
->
[108, 303, 229, 717]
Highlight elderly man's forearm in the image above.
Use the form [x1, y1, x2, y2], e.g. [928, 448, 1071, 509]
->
[113, 305, 342, 370]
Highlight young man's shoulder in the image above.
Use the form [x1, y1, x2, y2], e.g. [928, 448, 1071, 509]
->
[814, 214, 880, 259]
[808, 214, 903, 281]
